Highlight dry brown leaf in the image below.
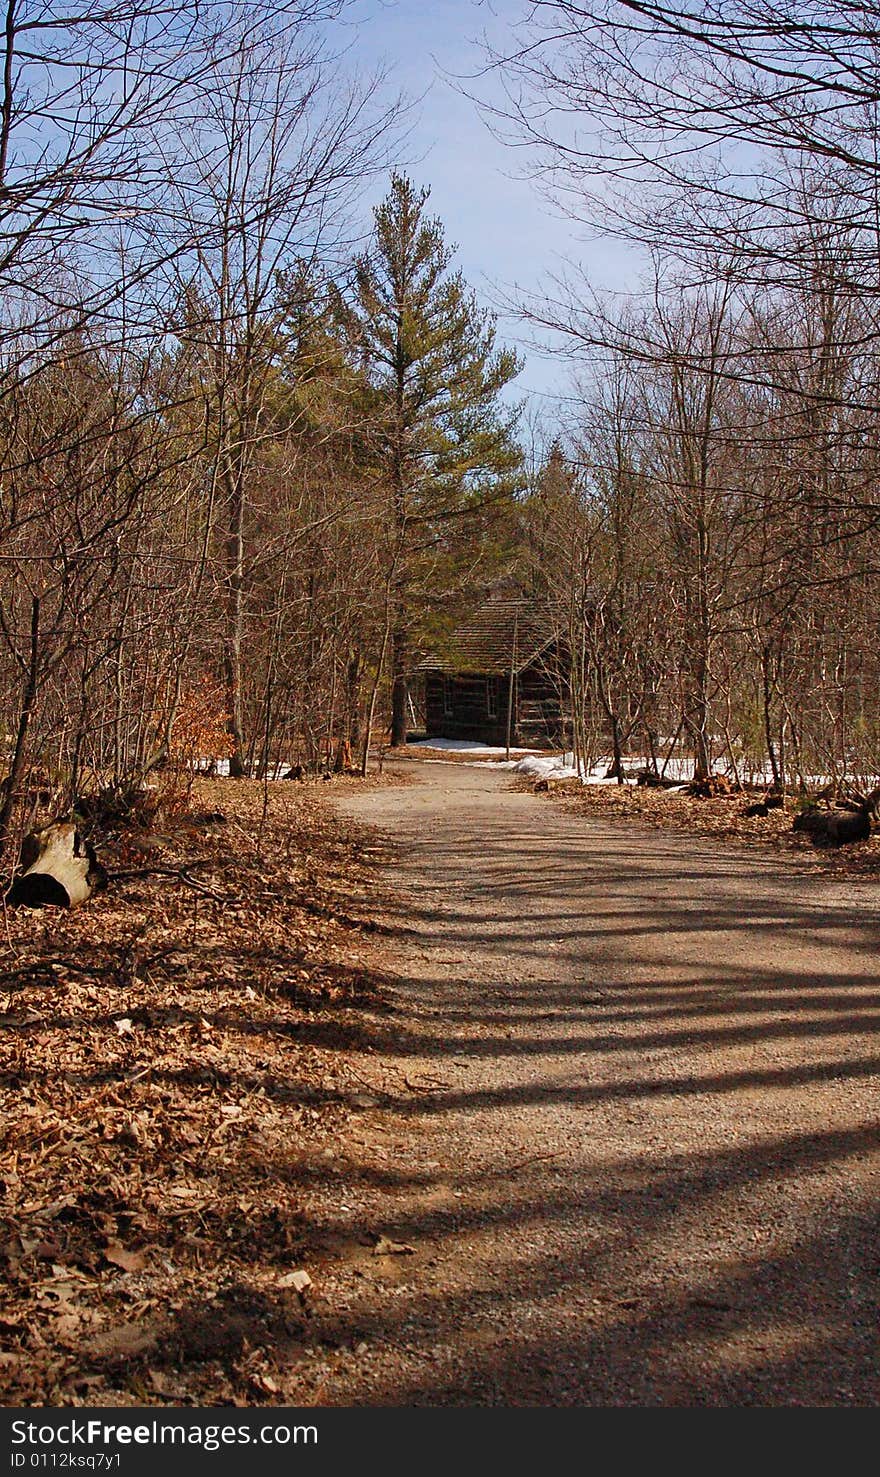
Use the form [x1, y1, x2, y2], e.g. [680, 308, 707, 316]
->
[52, 1313, 82, 1341]
[104, 1242, 148, 1274]
[372, 1235, 415, 1256]
[90, 1320, 158, 1360]
[251, 1372, 280, 1396]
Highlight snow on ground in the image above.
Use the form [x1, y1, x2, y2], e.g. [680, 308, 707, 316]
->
[410, 741, 640, 783]
[407, 738, 538, 757]
[511, 753, 581, 781]
[204, 743, 823, 788]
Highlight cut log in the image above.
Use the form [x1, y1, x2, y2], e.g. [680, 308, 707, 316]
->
[684, 774, 736, 798]
[636, 769, 680, 789]
[5, 822, 107, 908]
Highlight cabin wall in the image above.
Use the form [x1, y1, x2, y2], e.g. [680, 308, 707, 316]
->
[425, 673, 510, 746]
[515, 658, 570, 749]
[424, 651, 570, 748]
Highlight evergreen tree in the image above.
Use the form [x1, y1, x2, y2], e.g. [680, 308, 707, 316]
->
[336, 173, 524, 744]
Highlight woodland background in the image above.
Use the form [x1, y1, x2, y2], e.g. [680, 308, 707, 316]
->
[1, 0, 879, 869]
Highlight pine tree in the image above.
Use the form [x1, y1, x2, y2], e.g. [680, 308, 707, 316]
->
[336, 173, 524, 744]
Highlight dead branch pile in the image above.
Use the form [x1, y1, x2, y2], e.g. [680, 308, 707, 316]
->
[792, 788, 880, 847]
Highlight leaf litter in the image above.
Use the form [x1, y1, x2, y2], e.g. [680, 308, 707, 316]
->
[0, 777, 396, 1406]
[540, 779, 880, 878]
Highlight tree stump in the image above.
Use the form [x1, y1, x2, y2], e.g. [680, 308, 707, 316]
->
[334, 739, 353, 774]
[5, 822, 107, 908]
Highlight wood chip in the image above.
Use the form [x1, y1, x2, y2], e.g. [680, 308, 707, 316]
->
[278, 1269, 312, 1293]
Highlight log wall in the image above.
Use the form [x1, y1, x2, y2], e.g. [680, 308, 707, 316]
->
[424, 649, 570, 748]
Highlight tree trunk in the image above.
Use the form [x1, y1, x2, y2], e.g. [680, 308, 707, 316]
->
[607, 714, 625, 782]
[346, 651, 362, 747]
[390, 623, 408, 747]
[686, 650, 712, 782]
[362, 594, 393, 777]
[224, 477, 246, 777]
[0, 597, 40, 860]
[761, 643, 782, 789]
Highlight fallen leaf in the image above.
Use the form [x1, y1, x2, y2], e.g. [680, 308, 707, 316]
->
[29, 1195, 77, 1220]
[251, 1372, 280, 1395]
[148, 1369, 181, 1399]
[104, 1243, 147, 1274]
[0, 782, 398, 1406]
[52, 1313, 82, 1341]
[90, 1320, 158, 1360]
[372, 1236, 415, 1257]
[37, 1280, 80, 1308]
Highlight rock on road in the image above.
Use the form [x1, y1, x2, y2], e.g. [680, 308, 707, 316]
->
[302, 762, 880, 1406]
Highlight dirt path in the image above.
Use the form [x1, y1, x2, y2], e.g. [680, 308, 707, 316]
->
[298, 762, 880, 1406]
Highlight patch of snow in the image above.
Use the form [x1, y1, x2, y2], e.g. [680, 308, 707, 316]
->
[408, 738, 539, 757]
[512, 754, 580, 781]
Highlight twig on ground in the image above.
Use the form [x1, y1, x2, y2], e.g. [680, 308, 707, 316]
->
[0, 957, 110, 988]
[110, 864, 228, 901]
[503, 1149, 566, 1174]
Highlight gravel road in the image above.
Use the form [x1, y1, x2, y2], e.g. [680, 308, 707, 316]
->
[300, 761, 880, 1406]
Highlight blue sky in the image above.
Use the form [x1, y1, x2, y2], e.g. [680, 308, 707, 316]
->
[346, 0, 638, 415]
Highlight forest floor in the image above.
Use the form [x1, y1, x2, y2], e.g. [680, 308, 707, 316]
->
[2, 760, 879, 1405]
[0, 776, 403, 1407]
[546, 774, 880, 881]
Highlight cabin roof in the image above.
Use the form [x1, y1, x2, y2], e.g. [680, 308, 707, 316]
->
[418, 601, 563, 677]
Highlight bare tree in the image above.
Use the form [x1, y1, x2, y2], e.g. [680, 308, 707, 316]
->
[158, 11, 400, 773]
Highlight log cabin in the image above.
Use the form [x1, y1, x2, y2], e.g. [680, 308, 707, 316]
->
[419, 601, 571, 749]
